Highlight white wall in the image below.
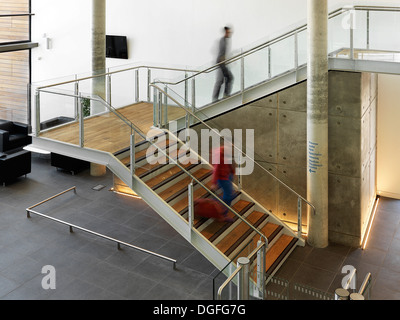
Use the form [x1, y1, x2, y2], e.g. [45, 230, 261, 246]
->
[377, 74, 400, 199]
[31, 0, 400, 84]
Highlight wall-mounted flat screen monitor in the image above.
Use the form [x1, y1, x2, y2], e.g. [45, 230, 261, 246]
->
[106, 35, 128, 59]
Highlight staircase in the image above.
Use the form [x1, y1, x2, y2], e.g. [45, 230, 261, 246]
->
[112, 131, 302, 287]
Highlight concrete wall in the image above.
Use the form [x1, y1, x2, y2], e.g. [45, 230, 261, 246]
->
[199, 71, 377, 246]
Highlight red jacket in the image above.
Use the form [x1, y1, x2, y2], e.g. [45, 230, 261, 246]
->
[212, 147, 235, 184]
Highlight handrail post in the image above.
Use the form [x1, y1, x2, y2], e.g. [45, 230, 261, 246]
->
[78, 94, 84, 147]
[297, 197, 302, 238]
[153, 87, 157, 127]
[147, 68, 151, 102]
[366, 10, 370, 50]
[188, 181, 194, 241]
[267, 46, 272, 79]
[191, 76, 196, 114]
[184, 72, 189, 108]
[135, 69, 139, 103]
[107, 72, 112, 105]
[240, 49, 245, 97]
[349, 9, 355, 59]
[74, 75, 79, 120]
[164, 86, 168, 128]
[35, 89, 40, 137]
[237, 257, 250, 300]
[158, 91, 163, 128]
[237, 152, 242, 191]
[130, 131, 135, 176]
[256, 240, 266, 300]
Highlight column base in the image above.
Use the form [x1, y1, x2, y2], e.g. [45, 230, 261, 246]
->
[90, 163, 106, 176]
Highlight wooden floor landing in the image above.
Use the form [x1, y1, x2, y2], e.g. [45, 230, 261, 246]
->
[39, 102, 185, 154]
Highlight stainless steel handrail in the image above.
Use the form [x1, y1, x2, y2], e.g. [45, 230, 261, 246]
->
[153, 5, 400, 87]
[26, 186, 177, 269]
[34, 6, 398, 91]
[358, 272, 372, 296]
[217, 264, 243, 300]
[35, 87, 270, 247]
[217, 241, 266, 300]
[149, 84, 316, 217]
[35, 65, 199, 90]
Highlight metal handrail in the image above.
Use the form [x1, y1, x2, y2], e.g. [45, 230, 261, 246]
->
[35, 64, 199, 90]
[33, 6, 399, 91]
[358, 272, 372, 296]
[26, 186, 177, 268]
[217, 264, 243, 300]
[150, 84, 316, 217]
[217, 241, 266, 300]
[34, 87, 270, 247]
[153, 5, 400, 88]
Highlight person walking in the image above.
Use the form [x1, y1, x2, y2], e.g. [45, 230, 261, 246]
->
[212, 26, 234, 102]
[211, 145, 235, 217]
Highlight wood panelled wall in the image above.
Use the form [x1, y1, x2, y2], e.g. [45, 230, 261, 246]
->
[0, 0, 30, 124]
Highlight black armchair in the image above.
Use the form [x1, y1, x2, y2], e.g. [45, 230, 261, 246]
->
[0, 120, 32, 152]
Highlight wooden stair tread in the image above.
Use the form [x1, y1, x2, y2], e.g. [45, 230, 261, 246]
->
[199, 200, 253, 241]
[134, 151, 193, 178]
[172, 180, 213, 214]
[157, 168, 212, 202]
[145, 162, 196, 189]
[251, 223, 282, 248]
[264, 234, 295, 273]
[216, 210, 268, 256]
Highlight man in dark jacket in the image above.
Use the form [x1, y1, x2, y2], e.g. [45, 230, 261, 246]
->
[212, 26, 234, 102]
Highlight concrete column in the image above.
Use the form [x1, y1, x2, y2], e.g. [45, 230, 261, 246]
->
[91, 0, 106, 113]
[91, 0, 107, 176]
[306, 0, 329, 248]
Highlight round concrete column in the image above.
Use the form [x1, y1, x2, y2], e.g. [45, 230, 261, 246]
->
[91, 0, 106, 176]
[306, 0, 329, 248]
[92, 0, 106, 113]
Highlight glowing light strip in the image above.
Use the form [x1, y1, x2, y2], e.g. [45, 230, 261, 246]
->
[112, 189, 142, 200]
[362, 197, 380, 250]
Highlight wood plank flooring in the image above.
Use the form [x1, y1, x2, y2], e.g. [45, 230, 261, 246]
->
[39, 102, 186, 154]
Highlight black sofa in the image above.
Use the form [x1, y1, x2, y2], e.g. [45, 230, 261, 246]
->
[0, 149, 31, 185]
[0, 120, 32, 152]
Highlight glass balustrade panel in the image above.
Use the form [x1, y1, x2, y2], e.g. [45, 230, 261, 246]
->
[37, 90, 79, 145]
[81, 94, 132, 154]
[297, 29, 308, 66]
[328, 12, 350, 58]
[270, 35, 295, 77]
[243, 46, 270, 90]
[367, 10, 400, 62]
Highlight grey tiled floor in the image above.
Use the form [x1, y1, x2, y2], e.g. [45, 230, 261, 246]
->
[0, 154, 399, 300]
[0, 154, 218, 300]
[275, 196, 400, 300]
